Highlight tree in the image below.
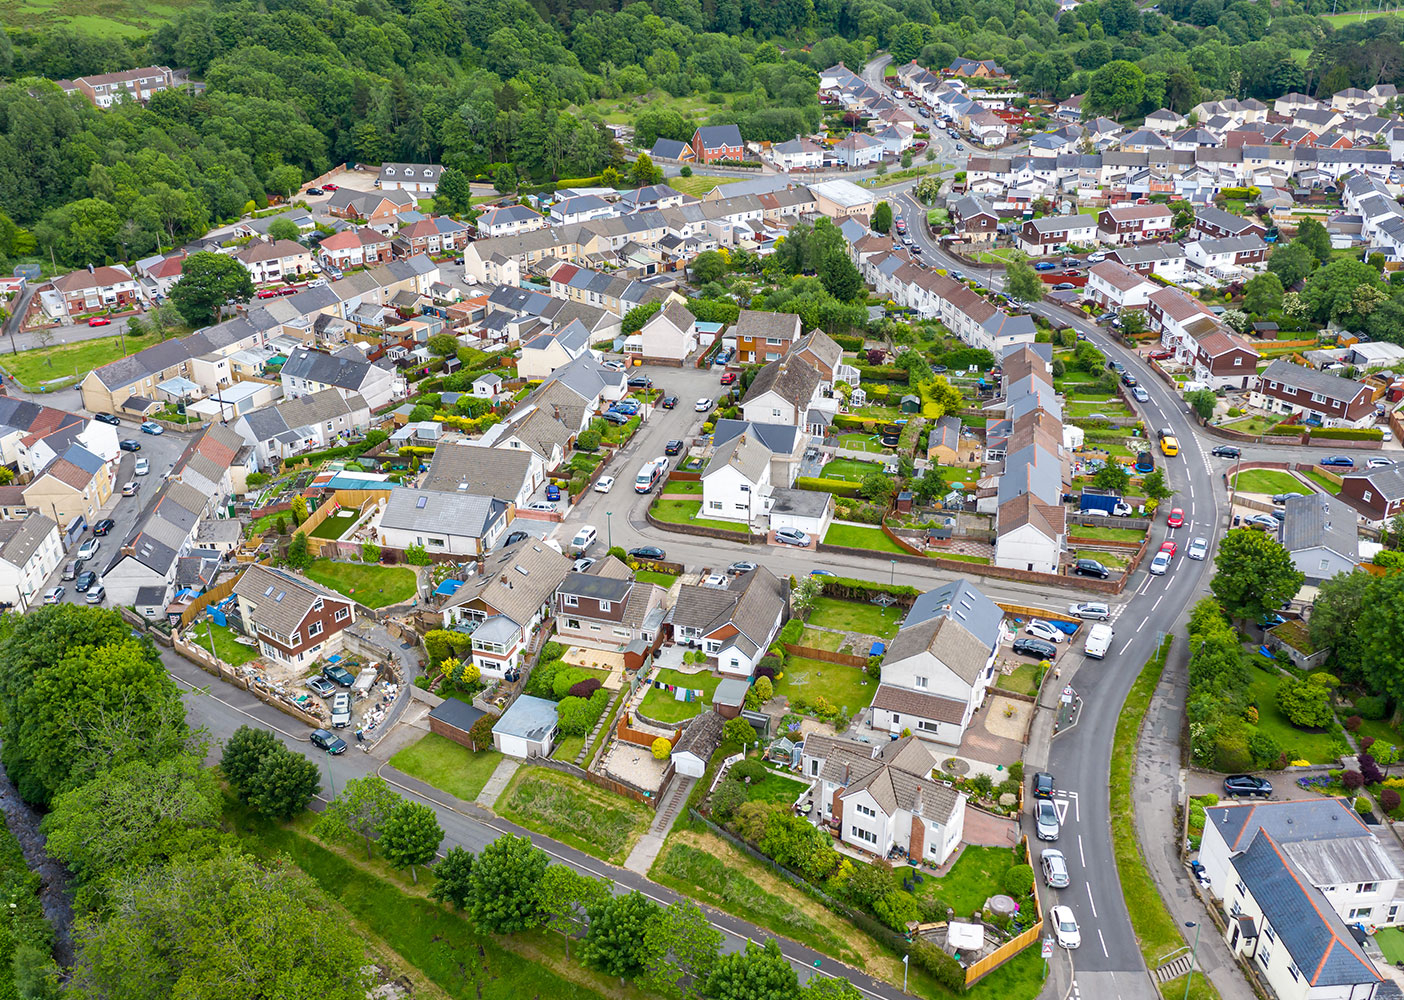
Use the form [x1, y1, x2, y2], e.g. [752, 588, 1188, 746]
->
[467, 834, 550, 933]
[791, 574, 821, 616]
[1093, 462, 1130, 493]
[913, 464, 947, 505]
[361, 541, 381, 563]
[872, 201, 893, 234]
[170, 251, 255, 327]
[1301, 259, 1386, 326]
[247, 745, 320, 820]
[722, 717, 758, 749]
[1086, 60, 1146, 118]
[493, 163, 518, 194]
[428, 846, 474, 909]
[582, 891, 666, 978]
[1004, 257, 1044, 304]
[691, 250, 729, 286]
[818, 248, 862, 301]
[801, 979, 866, 1000]
[630, 152, 663, 187]
[1211, 529, 1305, 624]
[623, 301, 663, 335]
[266, 218, 300, 242]
[1276, 676, 1334, 728]
[268, 164, 302, 201]
[1295, 217, 1332, 264]
[1140, 469, 1172, 502]
[1242, 272, 1284, 315]
[428, 333, 460, 356]
[436, 167, 473, 215]
[860, 470, 897, 505]
[652, 736, 672, 759]
[640, 900, 722, 999]
[286, 531, 311, 570]
[221, 726, 280, 802]
[314, 775, 402, 858]
[1267, 241, 1315, 288]
[290, 494, 309, 524]
[1184, 388, 1217, 420]
[71, 852, 371, 1000]
[380, 800, 443, 883]
[1352, 572, 1404, 718]
[1309, 570, 1372, 680]
[705, 938, 799, 1000]
[539, 864, 610, 956]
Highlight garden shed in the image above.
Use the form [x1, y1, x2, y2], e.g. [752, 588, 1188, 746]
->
[428, 697, 486, 749]
[900, 394, 921, 413]
[712, 677, 750, 719]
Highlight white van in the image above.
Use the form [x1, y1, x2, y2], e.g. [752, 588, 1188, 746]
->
[570, 526, 598, 556]
[634, 457, 668, 494]
[1085, 624, 1115, 659]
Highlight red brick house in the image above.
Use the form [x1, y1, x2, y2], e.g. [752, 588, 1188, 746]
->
[691, 125, 745, 164]
[1249, 359, 1377, 428]
[234, 564, 356, 669]
[1340, 465, 1404, 521]
[318, 227, 393, 269]
[1097, 203, 1173, 244]
[46, 265, 140, 319]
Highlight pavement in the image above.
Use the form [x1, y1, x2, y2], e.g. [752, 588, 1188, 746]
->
[475, 757, 519, 808]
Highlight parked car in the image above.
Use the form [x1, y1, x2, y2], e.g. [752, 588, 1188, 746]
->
[307, 677, 336, 698]
[627, 375, 652, 389]
[330, 692, 352, 728]
[1132, 387, 1149, 403]
[309, 729, 347, 755]
[1160, 540, 1178, 558]
[121, 480, 140, 496]
[774, 527, 811, 547]
[1050, 905, 1080, 948]
[94, 412, 121, 426]
[665, 439, 684, 456]
[1035, 799, 1060, 841]
[1032, 772, 1055, 798]
[42, 586, 64, 604]
[76, 538, 100, 562]
[1120, 372, 1138, 388]
[720, 372, 737, 385]
[594, 476, 615, 494]
[1270, 492, 1304, 506]
[1041, 849, 1070, 889]
[610, 401, 640, 415]
[1069, 601, 1110, 620]
[61, 561, 76, 581]
[1052, 282, 1076, 290]
[322, 664, 355, 687]
[1087, 251, 1108, 263]
[525, 501, 556, 513]
[503, 530, 531, 545]
[1368, 457, 1395, 469]
[1188, 537, 1209, 560]
[1167, 507, 1184, 528]
[1012, 636, 1057, 659]
[545, 484, 561, 501]
[1034, 261, 1057, 271]
[627, 546, 666, 561]
[727, 561, 758, 575]
[573, 557, 596, 573]
[1245, 513, 1279, 531]
[602, 360, 626, 372]
[1321, 455, 1355, 468]
[87, 316, 112, 327]
[84, 585, 105, 605]
[134, 458, 149, 476]
[1024, 620, 1065, 644]
[662, 395, 678, 409]
[601, 411, 630, 425]
[694, 397, 713, 412]
[1073, 558, 1109, 579]
[119, 439, 141, 452]
[1223, 774, 1272, 798]
[1061, 257, 1081, 267]
[1148, 550, 1172, 575]
[74, 570, 97, 593]
[1211, 445, 1241, 459]
[93, 518, 115, 536]
[306, 187, 324, 195]
[139, 421, 163, 435]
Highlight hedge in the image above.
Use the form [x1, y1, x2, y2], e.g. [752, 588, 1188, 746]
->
[819, 575, 920, 601]
[832, 334, 865, 351]
[831, 413, 881, 431]
[1308, 426, 1384, 440]
[852, 362, 910, 384]
[794, 476, 862, 498]
[282, 441, 371, 469]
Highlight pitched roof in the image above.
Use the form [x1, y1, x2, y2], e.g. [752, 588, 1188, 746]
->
[441, 538, 572, 627]
[886, 613, 993, 684]
[701, 433, 771, 484]
[280, 348, 379, 391]
[379, 488, 507, 538]
[904, 578, 1003, 648]
[0, 515, 55, 569]
[237, 564, 349, 638]
[695, 124, 743, 149]
[871, 684, 967, 723]
[1259, 359, 1368, 404]
[421, 445, 537, 502]
[743, 352, 822, 410]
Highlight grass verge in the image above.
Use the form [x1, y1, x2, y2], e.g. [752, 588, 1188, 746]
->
[389, 734, 502, 802]
[496, 766, 653, 865]
[650, 499, 750, 533]
[1230, 469, 1300, 495]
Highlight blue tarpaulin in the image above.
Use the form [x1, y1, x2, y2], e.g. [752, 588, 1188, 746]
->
[434, 579, 463, 597]
[869, 641, 886, 657]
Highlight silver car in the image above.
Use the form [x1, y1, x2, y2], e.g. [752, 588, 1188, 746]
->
[1041, 849, 1070, 888]
[1036, 798, 1060, 841]
[1069, 601, 1110, 621]
[1188, 537, 1209, 560]
[330, 692, 352, 728]
[1148, 550, 1171, 576]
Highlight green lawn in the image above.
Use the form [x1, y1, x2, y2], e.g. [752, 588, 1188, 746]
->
[998, 662, 1042, 695]
[639, 668, 722, 723]
[931, 551, 991, 564]
[661, 480, 702, 494]
[823, 523, 908, 554]
[836, 434, 890, 455]
[773, 656, 877, 717]
[550, 734, 586, 762]
[1322, 7, 1404, 22]
[635, 570, 679, 588]
[304, 559, 418, 608]
[1376, 927, 1404, 964]
[798, 626, 846, 652]
[651, 499, 750, 533]
[389, 734, 502, 802]
[669, 174, 741, 197]
[1301, 469, 1342, 495]
[1247, 669, 1342, 763]
[904, 845, 1015, 918]
[1069, 525, 1146, 542]
[602, 414, 641, 444]
[1159, 974, 1221, 1000]
[1077, 548, 1129, 570]
[809, 596, 904, 639]
[1067, 400, 1132, 418]
[1222, 415, 1285, 437]
[1231, 469, 1301, 495]
[190, 621, 261, 666]
[742, 771, 810, 806]
[496, 767, 653, 864]
[308, 510, 359, 540]
[821, 457, 885, 480]
[1, 329, 167, 388]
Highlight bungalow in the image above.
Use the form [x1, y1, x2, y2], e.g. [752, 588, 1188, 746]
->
[670, 566, 788, 678]
[772, 137, 825, 171]
[691, 125, 745, 164]
[1097, 203, 1174, 244]
[235, 564, 357, 669]
[421, 445, 544, 509]
[1281, 494, 1359, 583]
[1249, 358, 1376, 428]
[377, 163, 444, 195]
[554, 559, 667, 659]
[1186, 235, 1269, 273]
[376, 488, 509, 558]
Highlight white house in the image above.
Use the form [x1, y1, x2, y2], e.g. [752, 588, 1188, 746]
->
[232, 239, 313, 284]
[1280, 494, 1359, 584]
[772, 137, 825, 171]
[376, 489, 509, 558]
[800, 734, 966, 866]
[378, 163, 444, 194]
[994, 493, 1065, 574]
[492, 694, 559, 758]
[280, 348, 400, 411]
[831, 132, 885, 168]
[871, 580, 1007, 746]
[0, 516, 62, 612]
[1185, 235, 1268, 275]
[233, 390, 370, 471]
[701, 434, 773, 525]
[638, 303, 698, 365]
[1086, 260, 1158, 311]
[518, 319, 593, 380]
[476, 204, 548, 238]
[549, 195, 616, 227]
[669, 567, 787, 678]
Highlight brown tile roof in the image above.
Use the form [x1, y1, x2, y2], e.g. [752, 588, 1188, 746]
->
[885, 614, 992, 684]
[871, 684, 968, 724]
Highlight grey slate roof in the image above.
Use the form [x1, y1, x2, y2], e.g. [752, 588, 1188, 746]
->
[421, 446, 537, 502]
[886, 614, 993, 684]
[905, 578, 1003, 649]
[557, 571, 632, 603]
[237, 563, 349, 638]
[1281, 493, 1357, 562]
[280, 348, 376, 391]
[379, 488, 507, 538]
[1259, 359, 1368, 405]
[0, 515, 55, 569]
[1205, 796, 1375, 852]
[493, 693, 559, 742]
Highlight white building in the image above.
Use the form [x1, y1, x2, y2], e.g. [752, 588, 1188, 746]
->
[376, 489, 509, 558]
[638, 303, 698, 365]
[377, 163, 444, 195]
[1086, 260, 1158, 311]
[0, 516, 62, 612]
[701, 434, 773, 525]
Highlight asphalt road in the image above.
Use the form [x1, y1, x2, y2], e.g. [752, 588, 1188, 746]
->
[895, 193, 1222, 997]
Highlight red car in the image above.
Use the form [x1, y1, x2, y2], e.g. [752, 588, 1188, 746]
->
[1148, 350, 1174, 361]
[322, 183, 338, 191]
[256, 289, 280, 299]
[720, 372, 737, 385]
[1160, 540, 1178, 558]
[87, 316, 111, 327]
[1167, 507, 1184, 528]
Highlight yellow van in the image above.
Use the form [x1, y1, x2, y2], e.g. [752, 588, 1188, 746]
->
[1160, 436, 1180, 457]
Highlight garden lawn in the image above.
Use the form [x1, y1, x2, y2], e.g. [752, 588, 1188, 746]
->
[308, 510, 359, 540]
[1069, 525, 1146, 542]
[389, 734, 502, 802]
[496, 767, 653, 864]
[550, 734, 585, 762]
[190, 621, 260, 666]
[639, 668, 722, 723]
[2, 329, 164, 388]
[634, 570, 679, 587]
[809, 596, 904, 639]
[1077, 548, 1129, 570]
[821, 457, 885, 481]
[601, 415, 641, 444]
[1159, 974, 1221, 1000]
[304, 559, 417, 608]
[1301, 469, 1342, 495]
[1351, 716, 1403, 748]
[998, 662, 1041, 695]
[1246, 668, 1341, 764]
[1376, 927, 1404, 964]
[836, 434, 889, 455]
[774, 656, 876, 717]
[650, 499, 750, 533]
[660, 480, 702, 494]
[669, 173, 740, 197]
[1231, 469, 1302, 495]
[1066, 400, 1132, 418]
[903, 845, 1015, 916]
[797, 626, 846, 652]
[1221, 415, 1284, 436]
[823, 523, 908, 554]
[931, 551, 991, 564]
[743, 771, 810, 806]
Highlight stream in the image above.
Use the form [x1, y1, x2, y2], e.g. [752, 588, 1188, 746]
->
[0, 753, 74, 968]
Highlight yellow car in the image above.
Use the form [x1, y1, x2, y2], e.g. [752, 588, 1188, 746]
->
[1160, 436, 1179, 457]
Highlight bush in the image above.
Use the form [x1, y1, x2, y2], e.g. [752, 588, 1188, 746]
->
[1355, 695, 1389, 720]
[1214, 733, 1253, 773]
[1346, 715, 1363, 732]
[1382, 788, 1400, 812]
[793, 476, 861, 498]
[539, 641, 565, 662]
[710, 779, 747, 823]
[467, 713, 498, 750]
[777, 621, 803, 645]
[1357, 796, 1373, 816]
[872, 890, 922, 931]
[568, 678, 602, 699]
[652, 737, 672, 760]
[1361, 752, 1384, 785]
[1276, 677, 1334, 728]
[1248, 729, 1281, 767]
[557, 689, 610, 736]
[1002, 864, 1035, 897]
[730, 759, 769, 782]
[909, 940, 966, 993]
[1308, 426, 1384, 440]
[1343, 769, 1365, 790]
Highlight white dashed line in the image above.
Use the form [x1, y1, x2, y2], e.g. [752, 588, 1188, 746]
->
[1086, 882, 1098, 917]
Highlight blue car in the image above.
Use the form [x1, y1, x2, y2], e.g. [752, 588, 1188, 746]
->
[1320, 455, 1355, 468]
[1033, 261, 1057, 271]
[545, 484, 561, 501]
[139, 420, 163, 435]
[611, 401, 640, 415]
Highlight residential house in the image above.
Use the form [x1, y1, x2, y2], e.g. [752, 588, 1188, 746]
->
[1108, 243, 1188, 282]
[1018, 215, 1099, 254]
[518, 318, 593, 380]
[800, 734, 966, 865]
[1097, 203, 1174, 244]
[22, 445, 111, 529]
[280, 348, 399, 410]
[1341, 465, 1404, 522]
[318, 227, 393, 270]
[941, 283, 1037, 355]
[1186, 235, 1269, 274]
[421, 445, 544, 508]
[235, 564, 356, 668]
[59, 65, 175, 107]
[1086, 260, 1158, 311]
[377, 163, 444, 194]
[44, 265, 140, 320]
[994, 492, 1065, 574]
[712, 419, 806, 489]
[1144, 108, 1187, 132]
[733, 309, 802, 365]
[949, 195, 1001, 243]
[968, 110, 1009, 147]
[620, 185, 689, 211]
[392, 217, 471, 258]
[232, 239, 313, 284]
[871, 578, 1006, 745]
[99, 480, 210, 608]
[701, 433, 773, 525]
[440, 539, 573, 678]
[831, 132, 886, 168]
[554, 560, 667, 659]
[927, 415, 963, 465]
[669, 567, 788, 678]
[772, 137, 825, 171]
[1150, 288, 1260, 390]
[376, 488, 509, 558]
[492, 695, 559, 758]
[1281, 494, 1359, 583]
[476, 205, 547, 238]
[946, 58, 1006, 78]
[691, 125, 745, 163]
[740, 353, 828, 433]
[326, 188, 418, 226]
[637, 303, 698, 365]
[649, 138, 695, 163]
[550, 195, 617, 227]
[0, 515, 62, 612]
[1192, 206, 1266, 241]
[1250, 359, 1376, 428]
[233, 390, 368, 471]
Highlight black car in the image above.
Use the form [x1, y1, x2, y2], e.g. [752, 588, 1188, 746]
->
[93, 518, 115, 536]
[1072, 558, 1109, 579]
[627, 375, 652, 389]
[1210, 445, 1240, 458]
[306, 187, 324, 195]
[665, 439, 684, 456]
[1271, 492, 1305, 505]
[1012, 636, 1057, 660]
[627, 546, 666, 561]
[662, 395, 678, 409]
[310, 729, 348, 755]
[119, 439, 141, 452]
[601, 411, 630, 425]
[94, 412, 121, 426]
[74, 570, 97, 593]
[323, 664, 355, 687]
[503, 530, 531, 546]
[1223, 774, 1272, 798]
[1120, 372, 1138, 388]
[1032, 771, 1055, 799]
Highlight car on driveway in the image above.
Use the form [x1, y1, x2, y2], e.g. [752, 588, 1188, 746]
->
[1368, 457, 1395, 469]
[1321, 455, 1355, 468]
[1073, 558, 1109, 579]
[1211, 445, 1241, 458]
[602, 360, 626, 372]
[1223, 774, 1272, 798]
[310, 729, 347, 755]
[330, 692, 352, 728]
[594, 476, 615, 493]
[93, 518, 115, 536]
[661, 395, 678, 409]
[1148, 550, 1172, 575]
[525, 501, 556, 513]
[1041, 849, 1070, 888]
[1245, 513, 1279, 531]
[139, 420, 163, 435]
[545, 484, 561, 501]
[322, 664, 355, 687]
[1271, 492, 1304, 505]
[1188, 537, 1209, 560]
[42, 586, 65, 604]
[610, 401, 640, 416]
[1012, 636, 1057, 660]
[1035, 799, 1060, 841]
[665, 439, 684, 456]
[1070, 601, 1110, 620]
[1050, 905, 1080, 948]
[1024, 620, 1065, 644]
[307, 677, 336, 698]
[627, 375, 652, 389]
[119, 439, 141, 452]
[94, 412, 121, 426]
[1167, 507, 1184, 528]
[84, 585, 106, 604]
[601, 411, 629, 425]
[774, 527, 810, 547]
[503, 530, 531, 546]
[628, 546, 666, 561]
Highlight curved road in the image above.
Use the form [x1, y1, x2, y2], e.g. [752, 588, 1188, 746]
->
[894, 188, 1221, 998]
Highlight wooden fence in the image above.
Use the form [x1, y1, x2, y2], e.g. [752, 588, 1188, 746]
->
[295, 489, 391, 558]
[529, 755, 663, 810]
[782, 643, 869, 668]
[616, 715, 681, 748]
[964, 837, 1044, 985]
[177, 569, 247, 630]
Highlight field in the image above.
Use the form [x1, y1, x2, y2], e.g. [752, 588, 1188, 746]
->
[650, 499, 750, 533]
[0, 0, 202, 35]
[308, 509, 360, 540]
[639, 667, 722, 723]
[389, 734, 502, 803]
[304, 559, 417, 608]
[1321, 7, 1404, 23]
[496, 767, 653, 864]
[822, 523, 908, 554]
[773, 656, 876, 716]
[809, 596, 904, 638]
[1, 329, 164, 389]
[1230, 469, 1301, 495]
[189, 621, 260, 667]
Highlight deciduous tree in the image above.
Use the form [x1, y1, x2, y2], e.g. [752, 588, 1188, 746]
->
[1211, 529, 1305, 625]
[379, 800, 443, 883]
[539, 864, 610, 955]
[705, 939, 799, 1000]
[169, 251, 255, 327]
[1242, 272, 1283, 315]
[640, 899, 723, 999]
[872, 201, 893, 234]
[1004, 257, 1044, 304]
[428, 846, 474, 909]
[314, 775, 402, 858]
[266, 217, 300, 243]
[247, 745, 320, 820]
[467, 834, 550, 933]
[582, 891, 666, 978]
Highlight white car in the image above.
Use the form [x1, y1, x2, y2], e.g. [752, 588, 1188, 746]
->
[594, 475, 615, 494]
[1024, 619, 1065, 644]
[76, 538, 101, 562]
[1368, 457, 1395, 469]
[1050, 905, 1081, 949]
[525, 501, 556, 512]
[134, 457, 150, 476]
[1087, 251, 1108, 263]
[694, 397, 713, 412]
[1188, 537, 1209, 561]
[1148, 550, 1172, 576]
[602, 360, 626, 372]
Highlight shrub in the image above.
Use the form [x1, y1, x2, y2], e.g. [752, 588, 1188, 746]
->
[710, 778, 747, 822]
[467, 713, 498, 751]
[568, 678, 602, 699]
[1343, 769, 1365, 790]
[1355, 695, 1389, 720]
[1214, 733, 1253, 773]
[557, 689, 610, 736]
[1357, 796, 1373, 816]
[1002, 864, 1035, 897]
[652, 737, 672, 760]
[539, 641, 565, 662]
[1308, 426, 1384, 440]
[872, 890, 922, 931]
[1248, 729, 1281, 767]
[793, 476, 861, 498]
[1276, 677, 1333, 728]
[1346, 715, 1363, 732]
[1382, 788, 1401, 812]
[909, 940, 966, 993]
[776, 621, 803, 644]
[730, 759, 769, 783]
[1361, 752, 1384, 785]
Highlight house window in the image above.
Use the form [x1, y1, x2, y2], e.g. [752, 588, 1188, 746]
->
[856, 803, 876, 817]
[309, 620, 323, 637]
[1256, 944, 1272, 970]
[1229, 900, 1241, 917]
[311, 597, 324, 611]
[766, 337, 783, 346]
[290, 632, 301, 645]
[850, 826, 878, 845]
[709, 501, 723, 511]
[739, 485, 750, 493]
[600, 601, 611, 612]
[1350, 906, 1374, 919]
[771, 409, 782, 417]
[334, 608, 349, 622]
[1358, 883, 1379, 894]
[918, 720, 940, 732]
[1262, 922, 1276, 944]
[1365, 491, 1374, 502]
[1311, 392, 1327, 404]
[1286, 962, 1300, 982]
[1235, 881, 1245, 897]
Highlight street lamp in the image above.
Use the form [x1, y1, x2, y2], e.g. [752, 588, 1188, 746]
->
[606, 511, 613, 550]
[890, 559, 896, 585]
[1183, 920, 1202, 1000]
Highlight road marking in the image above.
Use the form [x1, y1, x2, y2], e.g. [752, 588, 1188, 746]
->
[1086, 882, 1098, 918]
[1078, 834, 1085, 867]
[1136, 617, 1147, 633]
[1119, 636, 1135, 654]
[1152, 594, 1163, 611]
[1098, 929, 1109, 957]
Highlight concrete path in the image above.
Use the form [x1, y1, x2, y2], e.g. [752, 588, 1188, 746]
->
[623, 775, 694, 875]
[475, 757, 520, 808]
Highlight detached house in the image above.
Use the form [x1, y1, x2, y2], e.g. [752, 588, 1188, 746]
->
[45, 265, 140, 319]
[637, 303, 698, 365]
[691, 125, 745, 164]
[733, 309, 802, 365]
[1281, 493, 1359, 583]
[740, 353, 830, 433]
[554, 559, 667, 664]
[669, 567, 788, 678]
[377, 163, 444, 195]
[318, 227, 393, 270]
[772, 137, 825, 171]
[1086, 260, 1158, 311]
[235, 564, 356, 668]
[377, 488, 509, 558]
[701, 432, 773, 525]
[1018, 214, 1099, 254]
[1250, 359, 1376, 428]
[1186, 235, 1268, 273]
[949, 195, 1000, 243]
